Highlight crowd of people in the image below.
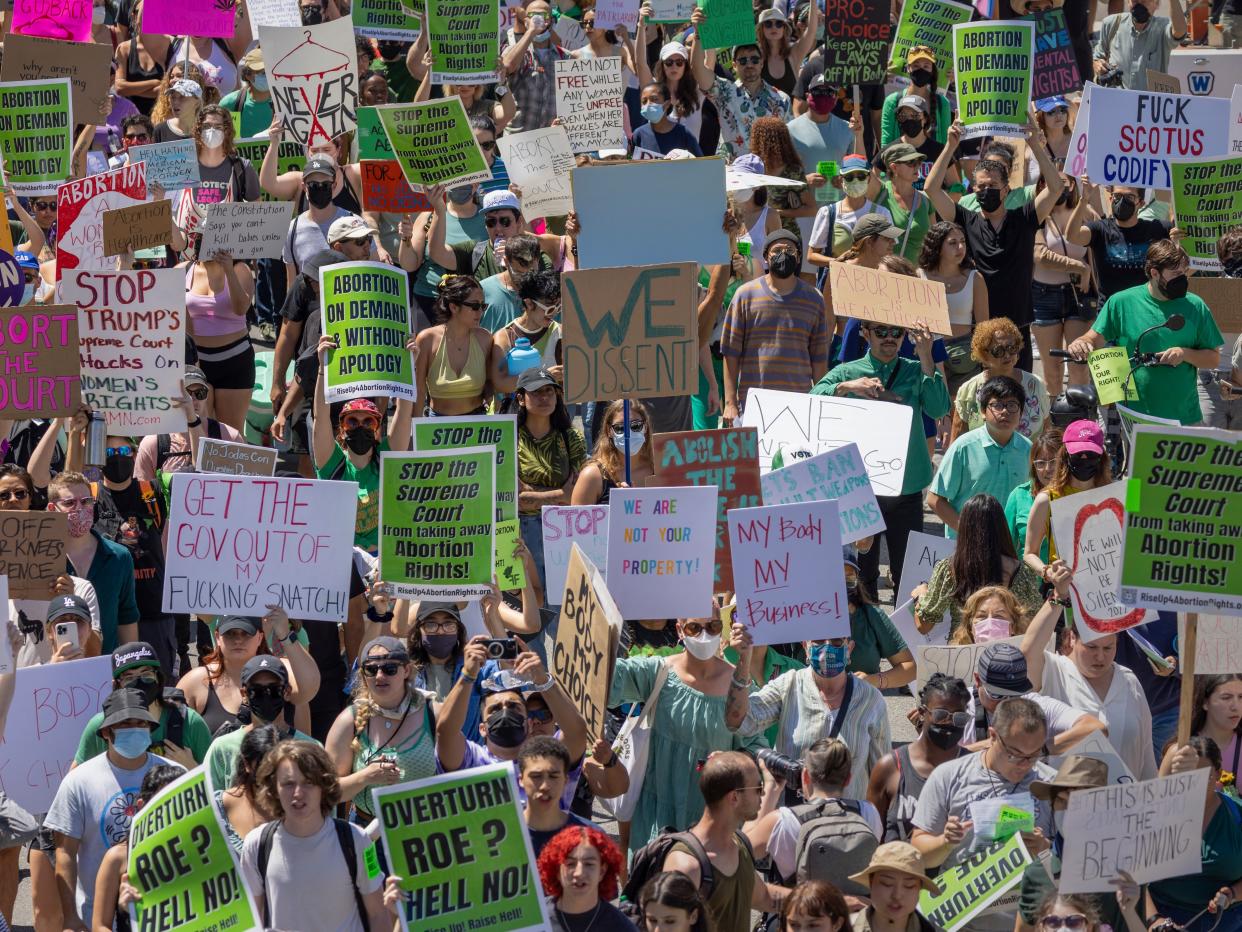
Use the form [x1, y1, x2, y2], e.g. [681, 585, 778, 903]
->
[0, 0, 1238, 928]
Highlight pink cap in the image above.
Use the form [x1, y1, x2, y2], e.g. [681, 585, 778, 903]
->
[1063, 419, 1104, 455]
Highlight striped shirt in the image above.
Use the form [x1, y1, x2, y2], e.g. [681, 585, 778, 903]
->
[719, 276, 830, 406]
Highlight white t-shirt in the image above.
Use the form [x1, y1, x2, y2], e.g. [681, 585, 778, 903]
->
[768, 799, 883, 881]
[13, 575, 101, 668]
[959, 689, 1091, 750]
[43, 751, 171, 923]
[241, 818, 382, 932]
[809, 200, 893, 251]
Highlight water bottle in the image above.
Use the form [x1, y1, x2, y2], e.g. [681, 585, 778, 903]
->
[85, 412, 108, 466]
[506, 337, 541, 376]
[494, 237, 507, 269]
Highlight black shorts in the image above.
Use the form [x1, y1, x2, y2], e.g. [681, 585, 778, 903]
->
[196, 334, 257, 390]
[1031, 280, 1095, 326]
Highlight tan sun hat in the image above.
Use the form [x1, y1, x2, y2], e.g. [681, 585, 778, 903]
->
[848, 842, 943, 896]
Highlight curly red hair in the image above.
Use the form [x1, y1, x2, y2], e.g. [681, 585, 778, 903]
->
[536, 826, 623, 901]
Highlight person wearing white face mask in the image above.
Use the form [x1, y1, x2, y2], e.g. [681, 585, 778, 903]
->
[572, 398, 654, 504]
[14, 251, 43, 306]
[190, 103, 260, 221]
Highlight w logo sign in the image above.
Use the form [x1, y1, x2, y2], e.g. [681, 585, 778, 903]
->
[1188, 71, 1215, 94]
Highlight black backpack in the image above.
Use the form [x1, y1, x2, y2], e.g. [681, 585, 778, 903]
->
[621, 828, 753, 914]
[155, 418, 223, 471]
[255, 817, 370, 932]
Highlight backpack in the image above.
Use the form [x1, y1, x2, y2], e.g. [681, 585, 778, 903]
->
[621, 828, 753, 913]
[155, 419, 223, 471]
[789, 797, 878, 896]
[255, 817, 371, 932]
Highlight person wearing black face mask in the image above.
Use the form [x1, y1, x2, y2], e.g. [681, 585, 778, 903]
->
[1091, 0, 1186, 90]
[1067, 180, 1172, 301]
[880, 46, 952, 147]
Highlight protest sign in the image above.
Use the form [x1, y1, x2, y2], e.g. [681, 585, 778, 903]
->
[888, 0, 972, 77]
[61, 269, 186, 435]
[1053, 730, 1135, 785]
[915, 637, 1023, 691]
[1067, 82, 1091, 177]
[320, 261, 415, 403]
[411, 416, 524, 590]
[918, 835, 1031, 931]
[1171, 156, 1242, 270]
[607, 486, 718, 619]
[0, 656, 111, 814]
[1119, 426, 1241, 616]
[163, 474, 356, 621]
[261, 18, 358, 147]
[428, 0, 500, 83]
[0, 305, 81, 419]
[234, 137, 303, 201]
[374, 765, 549, 932]
[378, 97, 493, 188]
[1146, 70, 1182, 94]
[554, 545, 622, 741]
[356, 106, 397, 160]
[198, 201, 297, 261]
[952, 22, 1034, 139]
[1050, 481, 1153, 641]
[647, 0, 696, 22]
[1086, 85, 1229, 190]
[1178, 614, 1242, 674]
[0, 79, 73, 197]
[594, 0, 638, 31]
[822, 0, 892, 86]
[829, 262, 952, 334]
[144, 0, 236, 36]
[740, 388, 913, 495]
[360, 159, 431, 213]
[496, 126, 575, 219]
[128, 767, 260, 932]
[554, 57, 626, 153]
[572, 158, 729, 267]
[761, 443, 884, 544]
[542, 505, 608, 604]
[1059, 769, 1208, 893]
[57, 163, 148, 278]
[889, 599, 947, 697]
[0, 511, 66, 598]
[127, 139, 200, 192]
[1028, 8, 1080, 98]
[380, 449, 496, 598]
[1087, 347, 1136, 406]
[1188, 276, 1242, 332]
[196, 437, 279, 477]
[900, 529, 955, 602]
[696, 0, 757, 50]
[0, 35, 111, 122]
[9, 0, 90, 41]
[729, 500, 849, 645]
[652, 428, 762, 591]
[247, 0, 299, 27]
[102, 200, 171, 257]
[353, 0, 421, 39]
[1231, 83, 1242, 156]
[562, 263, 697, 405]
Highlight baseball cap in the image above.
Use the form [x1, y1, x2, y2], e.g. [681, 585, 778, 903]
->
[241, 47, 265, 72]
[416, 602, 463, 623]
[169, 78, 202, 99]
[184, 365, 209, 390]
[516, 365, 559, 393]
[341, 398, 382, 421]
[362, 635, 410, 663]
[758, 6, 788, 23]
[304, 249, 348, 281]
[327, 215, 374, 243]
[659, 41, 689, 61]
[48, 594, 92, 624]
[217, 615, 261, 637]
[897, 94, 930, 114]
[852, 213, 903, 242]
[14, 251, 40, 272]
[840, 153, 870, 175]
[977, 642, 1033, 697]
[303, 154, 337, 179]
[731, 153, 765, 175]
[1063, 419, 1104, 455]
[242, 655, 289, 685]
[805, 74, 836, 96]
[881, 142, 923, 167]
[111, 641, 161, 677]
[100, 687, 159, 729]
[763, 228, 801, 256]
[482, 190, 521, 214]
[1035, 95, 1069, 112]
[906, 45, 936, 66]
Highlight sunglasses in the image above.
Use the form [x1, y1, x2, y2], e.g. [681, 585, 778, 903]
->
[989, 343, 1019, 357]
[478, 140, 497, 151]
[663, 58, 687, 67]
[456, 300, 485, 311]
[362, 661, 404, 677]
[924, 708, 972, 728]
[734, 55, 761, 65]
[485, 216, 514, 228]
[683, 620, 723, 637]
[0, 489, 29, 502]
[32, 201, 56, 211]
[527, 707, 553, 723]
[1038, 917, 1087, 931]
[106, 445, 134, 457]
[343, 414, 378, 430]
[870, 326, 905, 338]
[611, 421, 645, 433]
[762, 20, 786, 27]
[125, 132, 150, 142]
[187, 387, 209, 401]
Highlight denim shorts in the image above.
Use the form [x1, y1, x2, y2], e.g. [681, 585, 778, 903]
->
[1031, 280, 1095, 325]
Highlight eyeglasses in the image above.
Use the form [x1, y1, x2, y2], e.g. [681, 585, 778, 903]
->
[420, 620, 458, 634]
[362, 661, 404, 677]
[32, 201, 56, 211]
[735, 55, 761, 65]
[527, 707, 553, 723]
[989, 343, 1019, 357]
[54, 496, 95, 510]
[1032, 459, 1056, 469]
[987, 400, 1021, 415]
[0, 489, 29, 503]
[1038, 916, 1087, 931]
[924, 707, 972, 728]
[870, 326, 905, 338]
[201, 121, 226, 131]
[106, 445, 134, 458]
[124, 132, 150, 142]
[996, 732, 1044, 764]
[485, 216, 515, 228]
[478, 140, 497, 151]
[611, 421, 645, 433]
[455, 300, 485, 311]
[187, 387, 209, 401]
[682, 620, 723, 637]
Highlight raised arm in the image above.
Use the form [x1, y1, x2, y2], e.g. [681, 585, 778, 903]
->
[259, 117, 303, 200]
[689, 9, 716, 92]
[1019, 563, 1071, 690]
[313, 335, 340, 469]
[925, 121, 961, 222]
[789, 0, 819, 65]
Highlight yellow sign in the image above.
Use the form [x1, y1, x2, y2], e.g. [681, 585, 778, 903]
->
[1087, 347, 1135, 405]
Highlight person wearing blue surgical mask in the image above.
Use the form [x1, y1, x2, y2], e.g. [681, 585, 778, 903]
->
[15, 251, 42, 305]
[220, 48, 273, 138]
[631, 82, 702, 157]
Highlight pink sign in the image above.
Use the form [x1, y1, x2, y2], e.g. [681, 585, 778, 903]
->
[10, 0, 92, 42]
[141, 0, 238, 39]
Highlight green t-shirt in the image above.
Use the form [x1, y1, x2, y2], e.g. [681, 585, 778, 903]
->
[219, 88, 274, 139]
[205, 724, 317, 790]
[1093, 285, 1223, 424]
[74, 702, 213, 765]
[846, 603, 909, 675]
[876, 180, 931, 262]
[316, 438, 389, 552]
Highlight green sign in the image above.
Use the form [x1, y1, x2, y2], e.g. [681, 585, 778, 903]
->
[128, 767, 260, 932]
[376, 98, 493, 189]
[380, 448, 496, 598]
[234, 137, 305, 202]
[373, 765, 549, 932]
[428, 0, 501, 83]
[1119, 425, 1242, 615]
[1087, 347, 1136, 406]
[695, 0, 756, 50]
[0, 78, 73, 196]
[918, 835, 1031, 932]
[1172, 156, 1242, 271]
[320, 260, 415, 404]
[888, 0, 973, 77]
[411, 415, 526, 591]
[358, 106, 397, 160]
[952, 21, 1034, 139]
[353, 0, 421, 40]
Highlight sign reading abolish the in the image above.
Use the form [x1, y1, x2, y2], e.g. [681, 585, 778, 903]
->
[0, 79, 73, 196]
[373, 765, 550, 932]
[562, 263, 697, 405]
[1171, 156, 1242, 270]
[554, 545, 621, 741]
[0, 305, 81, 419]
[952, 22, 1034, 139]
[320, 260, 415, 403]
[829, 262, 952, 334]
[918, 835, 1031, 932]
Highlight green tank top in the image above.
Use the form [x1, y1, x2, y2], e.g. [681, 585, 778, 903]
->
[671, 835, 754, 932]
[350, 698, 437, 815]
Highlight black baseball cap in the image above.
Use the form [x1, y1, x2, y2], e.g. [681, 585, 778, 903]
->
[48, 594, 92, 624]
[241, 655, 289, 686]
[516, 366, 558, 393]
[111, 641, 161, 678]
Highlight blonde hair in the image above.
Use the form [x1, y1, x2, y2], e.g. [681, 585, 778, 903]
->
[586, 399, 654, 484]
[348, 647, 419, 755]
[950, 586, 1030, 644]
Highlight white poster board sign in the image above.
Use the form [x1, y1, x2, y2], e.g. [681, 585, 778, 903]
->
[915, 636, 1024, 691]
[760, 443, 885, 544]
[553, 56, 625, 153]
[1178, 614, 1242, 674]
[199, 201, 298, 260]
[542, 505, 608, 607]
[496, 126, 574, 220]
[890, 598, 949, 698]
[1048, 730, 1136, 786]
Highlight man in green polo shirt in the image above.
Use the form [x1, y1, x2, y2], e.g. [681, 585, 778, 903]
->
[812, 319, 948, 600]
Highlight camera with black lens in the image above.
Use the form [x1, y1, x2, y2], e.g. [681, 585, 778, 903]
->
[1097, 66, 1124, 87]
[483, 637, 519, 660]
[757, 748, 804, 787]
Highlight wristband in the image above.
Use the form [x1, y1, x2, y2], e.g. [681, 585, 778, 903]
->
[366, 606, 394, 623]
[527, 675, 555, 693]
[730, 675, 750, 689]
[1049, 596, 1072, 608]
[187, 416, 202, 428]
[460, 670, 478, 683]
[603, 754, 619, 768]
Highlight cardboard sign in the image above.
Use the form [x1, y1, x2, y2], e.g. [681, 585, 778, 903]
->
[553, 545, 622, 741]
[1172, 155, 1242, 270]
[1050, 481, 1154, 641]
[918, 835, 1031, 931]
[428, 0, 500, 83]
[561, 263, 697, 405]
[829, 262, 953, 334]
[1178, 614, 1242, 674]
[900, 529, 954, 602]
[162, 474, 357, 622]
[128, 767, 261, 932]
[0, 511, 67, 599]
[57, 163, 148, 278]
[1146, 69, 1182, 94]
[652, 427, 762, 591]
[374, 765, 550, 932]
[1028, 8, 1081, 98]
[571, 159, 729, 267]
[554, 57, 625, 153]
[360, 159, 431, 213]
[0, 79, 73, 197]
[1086, 85, 1229, 190]
[1188, 276, 1242, 332]
[0, 656, 111, 814]
[1059, 770, 1209, 893]
[127, 139, 200, 192]
[320, 261, 414, 403]
[261, 18, 359, 147]
[198, 201, 298, 261]
[1120, 426, 1241, 616]
[196, 437, 279, 477]
[376, 97, 493, 188]
[143, 0, 236, 36]
[761, 443, 885, 544]
[606, 486, 718, 620]
[380, 449, 496, 599]
[729, 500, 849, 645]
[246, 0, 299, 28]
[353, 0, 421, 40]
[889, 0, 973, 78]
[952, 22, 1035, 139]
[823, 0, 892, 86]
[61, 269, 187, 436]
[915, 636, 1024, 691]
[542, 505, 608, 605]
[696, 0, 756, 50]
[740, 388, 913, 495]
[0, 35, 112, 122]
[102, 200, 171, 257]
[496, 126, 575, 220]
[10, 0, 90, 42]
[0, 305, 81, 419]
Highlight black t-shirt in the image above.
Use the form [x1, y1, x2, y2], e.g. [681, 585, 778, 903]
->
[93, 480, 168, 620]
[550, 899, 636, 932]
[954, 200, 1041, 328]
[1086, 217, 1173, 299]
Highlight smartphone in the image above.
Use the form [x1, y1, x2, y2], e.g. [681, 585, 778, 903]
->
[55, 622, 79, 648]
[482, 638, 519, 660]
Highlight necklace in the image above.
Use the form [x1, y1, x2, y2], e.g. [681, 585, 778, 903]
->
[556, 901, 601, 932]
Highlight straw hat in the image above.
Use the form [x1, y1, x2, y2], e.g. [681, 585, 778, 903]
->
[848, 842, 943, 895]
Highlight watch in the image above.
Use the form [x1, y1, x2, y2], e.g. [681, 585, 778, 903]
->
[495, 84, 509, 98]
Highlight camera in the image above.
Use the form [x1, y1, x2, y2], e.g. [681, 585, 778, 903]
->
[1097, 65, 1124, 87]
[483, 638, 519, 660]
[757, 748, 804, 787]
